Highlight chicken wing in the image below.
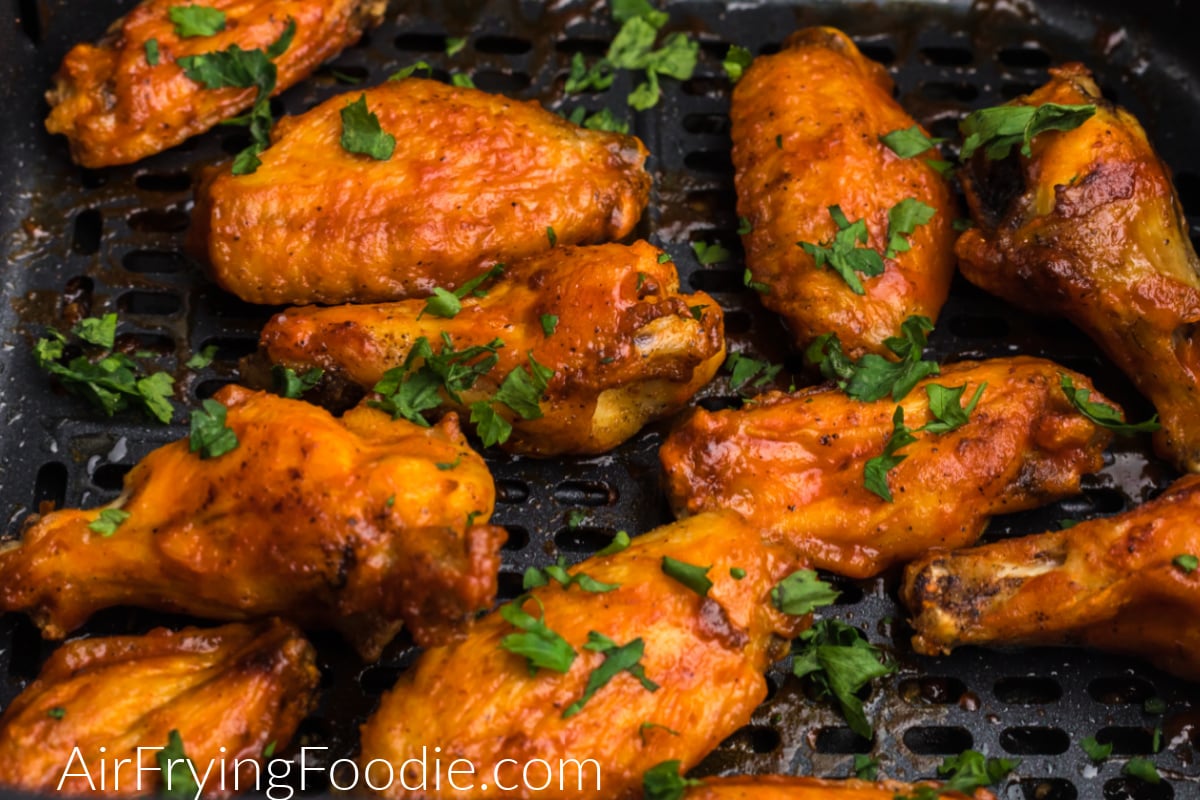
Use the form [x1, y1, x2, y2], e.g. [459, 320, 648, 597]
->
[45, 0, 385, 167]
[903, 473, 1200, 680]
[956, 64, 1200, 473]
[660, 357, 1113, 578]
[191, 77, 652, 305]
[731, 27, 956, 357]
[257, 241, 724, 456]
[0, 619, 317, 796]
[357, 512, 807, 800]
[0, 385, 505, 660]
[679, 775, 992, 800]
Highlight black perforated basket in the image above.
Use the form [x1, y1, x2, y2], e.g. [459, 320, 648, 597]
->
[2, 1, 1199, 798]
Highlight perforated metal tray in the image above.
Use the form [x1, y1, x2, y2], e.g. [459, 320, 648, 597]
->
[2, 1, 1199, 798]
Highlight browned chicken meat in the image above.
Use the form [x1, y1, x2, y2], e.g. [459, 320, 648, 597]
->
[0, 385, 505, 660]
[677, 775, 992, 800]
[904, 473, 1200, 681]
[357, 512, 807, 800]
[732, 27, 956, 357]
[258, 241, 724, 456]
[956, 64, 1200, 473]
[660, 357, 1114, 578]
[191, 77, 652, 305]
[0, 619, 318, 796]
[45, 0, 385, 167]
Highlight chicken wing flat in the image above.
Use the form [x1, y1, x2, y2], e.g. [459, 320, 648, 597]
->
[731, 27, 956, 357]
[0, 619, 317, 796]
[680, 776, 992, 800]
[191, 77, 652, 305]
[45, 0, 385, 167]
[0, 385, 505, 660]
[956, 64, 1200, 473]
[660, 357, 1113, 578]
[258, 241, 725, 456]
[903, 474, 1200, 680]
[357, 512, 806, 800]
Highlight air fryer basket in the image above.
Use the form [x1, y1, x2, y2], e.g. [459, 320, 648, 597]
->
[2, 0, 1198, 797]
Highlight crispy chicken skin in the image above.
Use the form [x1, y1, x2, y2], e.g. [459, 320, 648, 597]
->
[258, 241, 725, 456]
[731, 27, 956, 357]
[684, 776, 993, 800]
[191, 78, 652, 305]
[660, 357, 1113, 578]
[956, 64, 1200, 473]
[358, 512, 807, 800]
[0, 385, 505, 660]
[44, 0, 386, 167]
[903, 474, 1200, 680]
[0, 619, 318, 796]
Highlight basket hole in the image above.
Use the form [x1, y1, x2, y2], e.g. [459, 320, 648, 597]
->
[929, 117, 961, 142]
[72, 209, 103, 255]
[135, 172, 192, 193]
[1000, 726, 1070, 755]
[115, 332, 175, 356]
[198, 336, 258, 361]
[473, 70, 531, 93]
[1001, 81, 1041, 99]
[719, 725, 780, 754]
[555, 37, 610, 57]
[123, 249, 189, 274]
[823, 574, 864, 606]
[118, 291, 183, 317]
[92, 463, 132, 492]
[920, 46, 973, 66]
[394, 33, 448, 52]
[903, 725, 973, 754]
[496, 570, 525, 602]
[128, 208, 190, 234]
[855, 40, 896, 65]
[554, 526, 613, 553]
[1097, 726, 1157, 755]
[681, 76, 728, 97]
[497, 479, 529, 504]
[813, 726, 873, 754]
[501, 526, 529, 552]
[994, 676, 1063, 704]
[6, 619, 45, 679]
[475, 35, 531, 55]
[33, 462, 68, 512]
[899, 676, 967, 706]
[1103, 777, 1173, 800]
[16, 0, 41, 44]
[1089, 676, 1156, 704]
[553, 480, 616, 507]
[1014, 778, 1078, 800]
[697, 396, 741, 412]
[683, 113, 731, 136]
[998, 44, 1052, 69]
[1084, 487, 1126, 514]
[947, 314, 1011, 339]
[195, 379, 237, 400]
[690, 270, 744, 294]
[357, 665, 402, 694]
[919, 81, 979, 103]
[1175, 172, 1200, 211]
[724, 311, 752, 335]
[684, 150, 734, 174]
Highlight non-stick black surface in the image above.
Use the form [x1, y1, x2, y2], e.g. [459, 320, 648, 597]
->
[2, 0, 1199, 797]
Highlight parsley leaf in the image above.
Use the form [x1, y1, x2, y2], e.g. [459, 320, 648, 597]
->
[158, 730, 199, 800]
[1060, 373, 1161, 434]
[371, 334, 502, 424]
[73, 313, 117, 349]
[422, 264, 506, 319]
[389, 61, 432, 81]
[1081, 736, 1113, 761]
[771, 569, 841, 615]
[854, 754, 879, 781]
[340, 93, 395, 160]
[730, 567, 746, 580]
[743, 267, 770, 294]
[922, 382, 986, 434]
[146, 39, 161, 66]
[450, 72, 475, 88]
[1174, 554, 1198, 574]
[799, 206, 885, 295]
[563, 632, 659, 718]
[1123, 758, 1161, 784]
[168, 5, 226, 38]
[612, 0, 668, 27]
[445, 36, 467, 56]
[189, 398, 239, 459]
[864, 406, 919, 502]
[661, 556, 712, 597]
[571, 107, 629, 133]
[737, 216, 753, 235]
[723, 44, 753, 82]
[960, 102, 1097, 161]
[937, 750, 1020, 794]
[596, 531, 631, 556]
[692, 240, 731, 265]
[271, 365, 323, 399]
[492, 352, 553, 420]
[791, 619, 895, 739]
[724, 351, 781, 394]
[435, 456, 460, 471]
[565, 52, 615, 93]
[806, 315, 940, 402]
[498, 596, 577, 675]
[880, 125, 944, 158]
[643, 761, 703, 800]
[523, 557, 620, 594]
[540, 314, 559, 337]
[547, 226, 558, 247]
[885, 198, 937, 259]
[185, 344, 218, 369]
[88, 508, 131, 537]
[47, 707, 66, 720]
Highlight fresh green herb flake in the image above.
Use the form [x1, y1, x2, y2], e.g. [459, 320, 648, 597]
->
[389, 61, 433, 81]
[923, 382, 986, 434]
[185, 344, 219, 370]
[743, 268, 771, 294]
[450, 72, 476, 88]
[864, 406, 917, 503]
[422, 287, 463, 319]
[331, 69, 364, 85]
[730, 567, 746, 580]
[498, 596, 577, 675]
[1153, 727, 1162, 753]
[340, 93, 395, 160]
[189, 399, 238, 459]
[435, 456, 461, 471]
[723, 44, 753, 83]
[960, 102, 1097, 161]
[884, 198, 937, 259]
[661, 556, 713, 597]
[597, 530, 631, 556]
[799, 205, 886, 295]
[737, 216, 753, 235]
[563, 632, 658, 718]
[771, 569, 840, 615]
[776, 134, 783, 149]
[73, 313, 118, 349]
[1081, 736, 1112, 761]
[168, 5, 226, 38]
[1174, 554, 1199, 574]
[385, 495, 395, 508]
[692, 240, 731, 265]
[642, 760, 703, 800]
[540, 314, 559, 337]
[88, 508, 131, 537]
[880, 125, 944, 158]
[853, 754, 878, 781]
[1123, 757, 1161, 785]
[523, 556, 619, 594]
[806, 315, 939, 403]
[271, 365, 323, 399]
[1145, 696, 1167, 714]
[724, 351, 781, 394]
[261, 741, 276, 759]
[47, 707, 66, 720]
[791, 619, 895, 739]
[935, 749, 1020, 794]
[1058, 519, 1080, 530]
[612, 0, 668, 28]
[158, 729, 200, 800]
[146, 38, 161, 66]
[656, 252, 671, 264]
[445, 36, 467, 56]
[639, 721, 681, 743]
[689, 304, 706, 321]
[1060, 373, 1160, 434]
[952, 218, 975, 232]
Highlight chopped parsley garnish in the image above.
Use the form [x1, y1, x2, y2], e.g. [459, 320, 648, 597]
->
[743, 268, 770, 294]
[540, 314, 559, 337]
[1145, 696, 1167, 714]
[177, 18, 295, 174]
[723, 44, 753, 83]
[445, 36, 467, 56]
[952, 218, 974, 232]
[261, 741, 276, 759]
[145, 39, 161, 66]
[566, 106, 630, 134]
[88, 508, 131, 537]
[639, 722, 681, 743]
[435, 456, 461, 471]
[563, 632, 658, 718]
[656, 252, 672, 264]
[1174, 554, 1198, 574]
[853, 754, 878, 781]
[523, 557, 619, 594]
[730, 567, 746, 580]
[185, 344, 219, 369]
[371, 333, 500, 421]
[880, 125, 944, 158]
[960, 102, 1097, 161]
[1123, 757, 1160, 784]
[596, 530, 631, 556]
[776, 134, 783, 149]
[805, 315, 940, 402]
[47, 707, 66, 720]
[692, 240, 731, 265]
[1081, 736, 1113, 761]
[420, 264, 505, 320]
[73, 313, 118, 348]
[389, 61, 432, 81]
[470, 352, 554, 446]
[689, 304, 707, 321]
[271, 365, 323, 399]
[340, 93, 395, 160]
[1060, 373, 1160, 434]
[799, 205, 885, 295]
[864, 407, 918, 503]
[331, 70, 363, 85]
[642, 761, 703, 800]
[547, 226, 558, 247]
[189, 399, 238, 459]
[937, 750, 1020, 794]
[612, 0, 668, 27]
[791, 619, 895, 738]
[567, 509, 588, 528]
[771, 569, 841, 615]
[885, 198, 937, 259]
[450, 73, 475, 88]
[737, 216, 753, 235]
[498, 595, 577, 675]
[168, 5, 226, 38]
[724, 351, 781, 394]
[923, 382, 987, 434]
[158, 730, 200, 800]
[661, 556, 712, 597]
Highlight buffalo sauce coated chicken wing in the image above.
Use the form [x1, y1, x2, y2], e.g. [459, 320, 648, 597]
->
[357, 512, 807, 800]
[904, 474, 1200, 680]
[0, 619, 318, 796]
[660, 357, 1113, 578]
[192, 78, 652, 305]
[44, 0, 386, 167]
[956, 64, 1200, 472]
[732, 27, 956, 357]
[684, 776, 993, 800]
[258, 241, 725, 456]
[0, 385, 505, 660]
